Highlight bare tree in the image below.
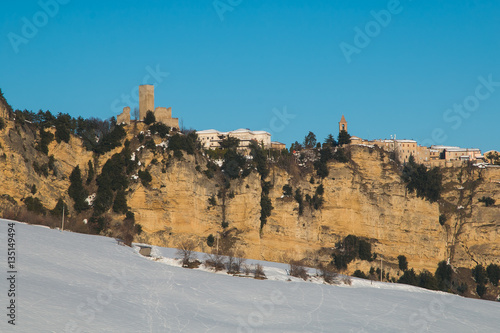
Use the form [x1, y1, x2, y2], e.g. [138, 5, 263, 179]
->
[243, 264, 252, 276]
[226, 251, 236, 273]
[254, 264, 266, 279]
[318, 263, 338, 284]
[289, 260, 309, 280]
[176, 240, 197, 267]
[205, 251, 225, 271]
[133, 107, 139, 121]
[234, 254, 246, 274]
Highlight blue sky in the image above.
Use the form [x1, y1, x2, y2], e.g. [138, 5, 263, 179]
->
[1, 0, 499, 151]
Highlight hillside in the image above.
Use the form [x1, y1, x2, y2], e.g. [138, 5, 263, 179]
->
[1, 220, 499, 332]
[0, 117, 499, 298]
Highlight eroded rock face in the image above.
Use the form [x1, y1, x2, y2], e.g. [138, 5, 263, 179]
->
[1, 120, 498, 273]
[130, 145, 499, 272]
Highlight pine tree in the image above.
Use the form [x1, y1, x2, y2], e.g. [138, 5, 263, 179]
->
[68, 165, 88, 213]
[337, 129, 351, 146]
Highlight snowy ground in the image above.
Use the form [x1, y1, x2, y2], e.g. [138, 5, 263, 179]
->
[1, 220, 499, 332]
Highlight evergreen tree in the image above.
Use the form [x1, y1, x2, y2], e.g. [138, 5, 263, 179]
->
[398, 255, 408, 271]
[337, 130, 351, 146]
[112, 189, 128, 214]
[486, 264, 500, 286]
[324, 134, 337, 147]
[144, 110, 156, 125]
[86, 160, 94, 185]
[435, 260, 453, 290]
[303, 131, 317, 148]
[68, 165, 88, 213]
[472, 264, 488, 285]
[337, 129, 351, 146]
[50, 198, 68, 217]
[55, 113, 73, 143]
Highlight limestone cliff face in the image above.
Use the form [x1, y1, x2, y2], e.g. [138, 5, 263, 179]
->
[131, 145, 499, 272]
[0, 120, 498, 273]
[0, 122, 93, 211]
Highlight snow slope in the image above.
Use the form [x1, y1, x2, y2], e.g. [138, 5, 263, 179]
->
[1, 219, 499, 333]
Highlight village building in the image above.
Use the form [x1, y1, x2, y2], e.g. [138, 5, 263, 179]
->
[197, 128, 272, 152]
[430, 145, 483, 162]
[271, 141, 287, 150]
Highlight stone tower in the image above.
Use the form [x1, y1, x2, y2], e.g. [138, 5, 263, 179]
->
[139, 85, 154, 121]
[339, 115, 347, 134]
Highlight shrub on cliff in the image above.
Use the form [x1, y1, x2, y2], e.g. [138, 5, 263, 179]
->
[282, 184, 293, 197]
[478, 196, 495, 207]
[402, 156, 443, 203]
[486, 264, 500, 286]
[398, 255, 408, 271]
[294, 189, 304, 215]
[0, 117, 5, 130]
[93, 124, 126, 155]
[33, 161, 49, 177]
[24, 196, 46, 215]
[168, 132, 198, 155]
[206, 234, 215, 247]
[36, 127, 54, 155]
[149, 123, 170, 138]
[138, 169, 152, 187]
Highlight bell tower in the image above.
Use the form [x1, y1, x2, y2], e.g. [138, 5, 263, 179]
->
[339, 115, 347, 134]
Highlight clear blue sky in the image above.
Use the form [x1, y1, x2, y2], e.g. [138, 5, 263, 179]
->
[1, 0, 499, 151]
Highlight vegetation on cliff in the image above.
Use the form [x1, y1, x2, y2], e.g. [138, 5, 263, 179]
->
[402, 155, 443, 203]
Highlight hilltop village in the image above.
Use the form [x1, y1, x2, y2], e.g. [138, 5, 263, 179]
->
[116, 85, 499, 168]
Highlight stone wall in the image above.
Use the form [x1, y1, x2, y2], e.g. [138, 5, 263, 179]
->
[117, 107, 130, 125]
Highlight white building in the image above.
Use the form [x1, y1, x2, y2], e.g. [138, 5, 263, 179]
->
[197, 128, 272, 151]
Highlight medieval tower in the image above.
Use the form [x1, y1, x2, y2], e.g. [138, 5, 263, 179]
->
[139, 84, 155, 121]
[339, 115, 347, 134]
[117, 84, 179, 129]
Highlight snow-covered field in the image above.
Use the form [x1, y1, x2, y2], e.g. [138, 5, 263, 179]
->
[1, 220, 499, 332]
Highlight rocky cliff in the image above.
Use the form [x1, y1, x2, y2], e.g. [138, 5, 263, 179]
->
[0, 119, 499, 275]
